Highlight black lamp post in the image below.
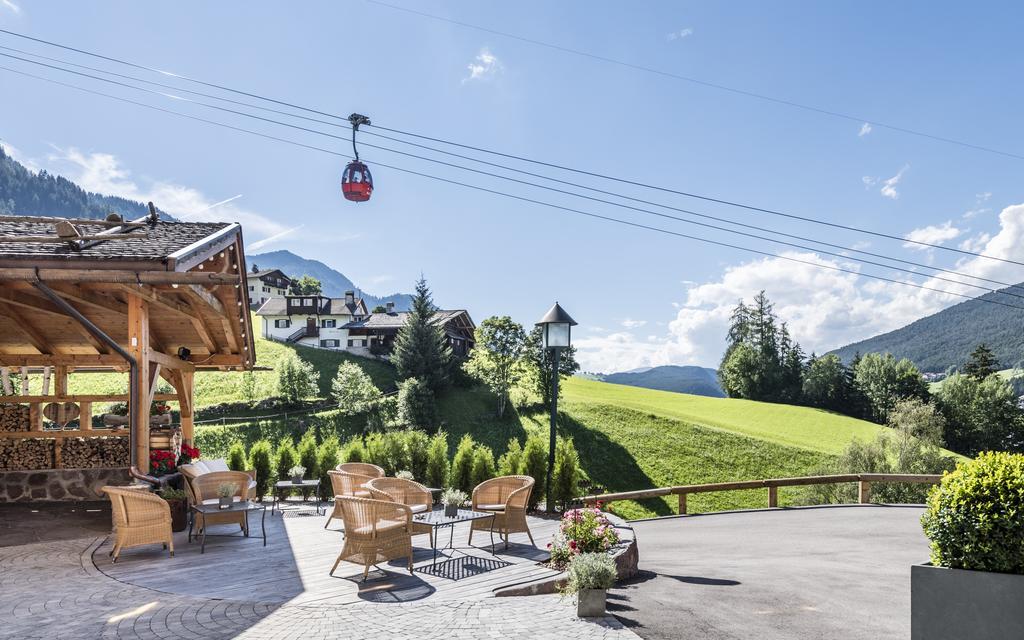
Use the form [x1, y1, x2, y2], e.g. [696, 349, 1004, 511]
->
[535, 302, 577, 513]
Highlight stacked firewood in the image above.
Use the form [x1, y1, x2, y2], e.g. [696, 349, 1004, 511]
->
[62, 436, 130, 469]
[0, 438, 54, 471]
[0, 404, 30, 432]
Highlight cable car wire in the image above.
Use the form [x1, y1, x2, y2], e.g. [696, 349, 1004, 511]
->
[362, 0, 1024, 162]
[4, 63, 1024, 314]
[1, 28, 1021, 267]
[2, 49, 1022, 296]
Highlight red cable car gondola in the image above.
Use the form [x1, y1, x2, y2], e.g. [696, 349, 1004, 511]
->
[342, 113, 373, 203]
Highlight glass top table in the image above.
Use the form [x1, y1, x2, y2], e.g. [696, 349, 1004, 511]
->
[412, 508, 497, 568]
[188, 500, 266, 553]
[271, 479, 326, 516]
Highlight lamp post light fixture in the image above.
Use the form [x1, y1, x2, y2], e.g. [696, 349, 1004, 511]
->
[535, 302, 577, 513]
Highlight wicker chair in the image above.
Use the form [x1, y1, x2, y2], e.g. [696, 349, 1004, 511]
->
[366, 477, 434, 544]
[324, 464, 384, 530]
[102, 485, 174, 562]
[469, 475, 535, 549]
[190, 470, 252, 534]
[329, 496, 414, 579]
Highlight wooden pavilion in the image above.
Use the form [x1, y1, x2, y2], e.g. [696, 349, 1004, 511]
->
[0, 210, 255, 480]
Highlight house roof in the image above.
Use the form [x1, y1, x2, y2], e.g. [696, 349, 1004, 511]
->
[247, 269, 291, 282]
[342, 309, 471, 331]
[0, 217, 234, 267]
[255, 295, 368, 317]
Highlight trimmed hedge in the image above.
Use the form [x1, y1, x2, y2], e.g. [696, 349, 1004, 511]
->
[921, 451, 1024, 574]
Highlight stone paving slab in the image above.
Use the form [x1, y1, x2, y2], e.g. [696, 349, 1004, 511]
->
[0, 536, 641, 639]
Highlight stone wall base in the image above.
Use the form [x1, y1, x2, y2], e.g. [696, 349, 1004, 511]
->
[0, 468, 131, 502]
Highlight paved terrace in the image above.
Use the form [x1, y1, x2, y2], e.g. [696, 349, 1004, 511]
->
[0, 502, 638, 639]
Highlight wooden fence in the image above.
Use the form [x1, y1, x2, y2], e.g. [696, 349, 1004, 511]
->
[579, 473, 943, 514]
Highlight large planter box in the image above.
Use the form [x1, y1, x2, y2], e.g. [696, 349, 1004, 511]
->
[911, 563, 1024, 640]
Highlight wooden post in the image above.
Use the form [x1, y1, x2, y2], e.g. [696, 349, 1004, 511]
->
[29, 401, 42, 431]
[678, 492, 687, 515]
[20, 367, 29, 395]
[0, 367, 10, 395]
[128, 294, 151, 472]
[79, 401, 92, 430]
[768, 486, 778, 508]
[859, 480, 872, 504]
[177, 370, 195, 445]
[55, 366, 68, 396]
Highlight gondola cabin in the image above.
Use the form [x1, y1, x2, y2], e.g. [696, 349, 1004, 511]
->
[341, 161, 373, 202]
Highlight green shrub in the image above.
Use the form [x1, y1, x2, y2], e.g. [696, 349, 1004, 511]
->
[497, 437, 524, 476]
[425, 431, 449, 489]
[397, 377, 437, 428]
[565, 552, 617, 593]
[366, 395, 399, 433]
[552, 436, 581, 512]
[316, 436, 341, 498]
[364, 431, 411, 476]
[248, 440, 273, 501]
[330, 361, 382, 414]
[921, 452, 1024, 574]
[276, 352, 320, 406]
[341, 436, 366, 463]
[297, 432, 319, 479]
[405, 430, 429, 481]
[470, 444, 497, 488]
[450, 434, 476, 493]
[522, 432, 548, 510]
[274, 437, 298, 481]
[226, 442, 247, 471]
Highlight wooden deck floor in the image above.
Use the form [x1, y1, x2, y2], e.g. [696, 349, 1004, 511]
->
[94, 502, 561, 605]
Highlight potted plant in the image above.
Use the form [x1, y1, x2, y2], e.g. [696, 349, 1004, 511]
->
[913, 452, 1024, 639]
[217, 482, 239, 509]
[160, 487, 189, 532]
[440, 488, 467, 518]
[548, 507, 621, 569]
[289, 465, 306, 484]
[564, 552, 617, 617]
[177, 443, 201, 466]
[149, 449, 177, 477]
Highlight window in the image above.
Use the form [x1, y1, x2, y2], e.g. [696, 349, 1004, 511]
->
[320, 339, 339, 348]
[262, 286, 271, 293]
[347, 339, 354, 347]
[274, 319, 291, 328]
[248, 285, 254, 292]
[320, 319, 336, 328]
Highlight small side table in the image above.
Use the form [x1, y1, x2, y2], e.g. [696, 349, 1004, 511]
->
[272, 479, 325, 516]
[188, 500, 266, 554]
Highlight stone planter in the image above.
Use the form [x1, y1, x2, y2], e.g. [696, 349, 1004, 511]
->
[218, 496, 232, 509]
[444, 504, 459, 518]
[167, 498, 188, 532]
[911, 563, 1024, 639]
[291, 475, 303, 484]
[577, 589, 607, 617]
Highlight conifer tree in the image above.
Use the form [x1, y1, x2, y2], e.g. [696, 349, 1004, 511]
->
[391, 278, 453, 393]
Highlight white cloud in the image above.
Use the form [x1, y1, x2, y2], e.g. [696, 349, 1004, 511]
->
[858, 122, 872, 137]
[0, 141, 38, 173]
[621, 318, 647, 329]
[463, 48, 502, 83]
[963, 192, 993, 219]
[576, 203, 1024, 373]
[667, 28, 693, 41]
[862, 176, 877, 188]
[880, 165, 909, 199]
[45, 146, 296, 248]
[902, 221, 962, 250]
[247, 225, 303, 251]
[1, 0, 20, 14]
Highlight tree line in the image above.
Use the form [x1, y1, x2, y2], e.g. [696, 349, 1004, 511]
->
[719, 291, 1023, 456]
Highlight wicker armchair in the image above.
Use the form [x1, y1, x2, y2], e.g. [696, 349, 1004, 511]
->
[191, 470, 252, 534]
[102, 485, 174, 562]
[367, 477, 434, 544]
[329, 496, 414, 579]
[469, 475, 535, 549]
[324, 464, 384, 530]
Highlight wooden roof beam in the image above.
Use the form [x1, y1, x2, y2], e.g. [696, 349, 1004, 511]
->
[0, 269, 240, 285]
[0, 302, 52, 354]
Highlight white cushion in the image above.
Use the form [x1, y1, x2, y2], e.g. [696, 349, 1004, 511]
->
[477, 504, 506, 511]
[191, 460, 211, 474]
[204, 459, 230, 472]
[409, 503, 428, 514]
[178, 463, 200, 478]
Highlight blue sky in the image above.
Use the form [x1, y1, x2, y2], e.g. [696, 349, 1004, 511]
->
[2, 1, 1023, 372]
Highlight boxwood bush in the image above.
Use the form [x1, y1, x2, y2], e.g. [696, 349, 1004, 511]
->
[921, 451, 1024, 574]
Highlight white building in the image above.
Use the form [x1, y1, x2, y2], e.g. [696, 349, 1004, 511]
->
[255, 291, 370, 350]
[245, 268, 291, 308]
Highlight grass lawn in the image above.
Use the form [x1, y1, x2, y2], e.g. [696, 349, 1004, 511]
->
[562, 377, 891, 456]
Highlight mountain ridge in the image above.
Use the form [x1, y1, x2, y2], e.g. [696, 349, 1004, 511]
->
[596, 364, 724, 397]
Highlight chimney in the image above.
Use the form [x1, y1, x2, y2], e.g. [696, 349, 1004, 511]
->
[345, 290, 355, 306]
[386, 301, 394, 314]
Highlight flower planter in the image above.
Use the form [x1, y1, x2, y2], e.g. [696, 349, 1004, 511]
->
[576, 589, 607, 617]
[167, 499, 188, 532]
[291, 475, 304, 484]
[218, 496, 232, 509]
[911, 563, 1024, 639]
[444, 504, 459, 518]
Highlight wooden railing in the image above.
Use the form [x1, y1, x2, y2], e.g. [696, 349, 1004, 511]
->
[579, 473, 943, 514]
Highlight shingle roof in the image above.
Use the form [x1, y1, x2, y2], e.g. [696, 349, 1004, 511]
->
[342, 309, 468, 330]
[0, 217, 232, 263]
[248, 269, 291, 281]
[254, 296, 368, 316]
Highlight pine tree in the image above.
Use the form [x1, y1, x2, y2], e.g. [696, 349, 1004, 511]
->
[963, 343, 999, 380]
[391, 278, 453, 393]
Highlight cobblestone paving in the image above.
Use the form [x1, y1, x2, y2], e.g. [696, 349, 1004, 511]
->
[0, 537, 640, 639]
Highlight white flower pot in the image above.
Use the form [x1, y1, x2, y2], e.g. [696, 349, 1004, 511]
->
[576, 588, 607, 617]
